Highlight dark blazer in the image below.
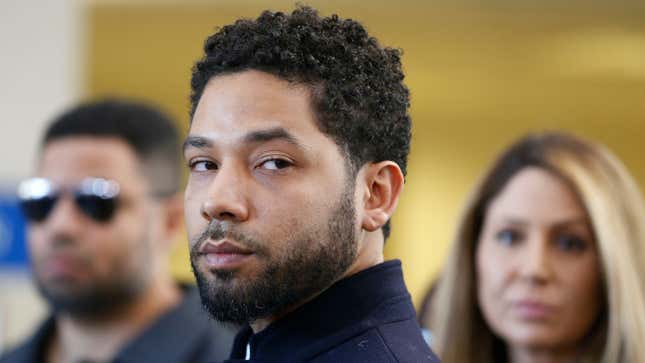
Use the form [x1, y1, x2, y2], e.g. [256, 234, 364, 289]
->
[0, 285, 236, 363]
[225, 260, 440, 363]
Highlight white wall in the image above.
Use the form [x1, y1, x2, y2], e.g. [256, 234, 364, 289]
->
[0, 0, 83, 353]
[0, 0, 83, 182]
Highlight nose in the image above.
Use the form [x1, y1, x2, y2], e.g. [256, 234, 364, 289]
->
[200, 162, 250, 223]
[43, 195, 84, 241]
[519, 232, 554, 285]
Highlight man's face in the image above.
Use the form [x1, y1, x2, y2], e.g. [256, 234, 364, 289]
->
[28, 137, 159, 315]
[185, 70, 359, 325]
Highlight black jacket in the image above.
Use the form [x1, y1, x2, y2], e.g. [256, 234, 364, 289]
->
[225, 260, 440, 363]
[0, 286, 236, 363]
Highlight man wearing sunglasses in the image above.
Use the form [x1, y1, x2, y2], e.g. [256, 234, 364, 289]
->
[185, 6, 439, 362]
[1, 100, 235, 363]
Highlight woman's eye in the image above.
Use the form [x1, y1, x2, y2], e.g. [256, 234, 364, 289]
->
[555, 234, 588, 253]
[189, 160, 217, 172]
[495, 229, 522, 246]
[259, 158, 292, 171]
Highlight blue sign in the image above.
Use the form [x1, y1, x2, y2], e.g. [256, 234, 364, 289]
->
[0, 194, 28, 267]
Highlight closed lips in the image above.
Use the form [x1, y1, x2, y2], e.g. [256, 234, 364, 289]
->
[200, 241, 253, 255]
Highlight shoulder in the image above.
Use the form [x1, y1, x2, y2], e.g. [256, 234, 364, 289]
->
[176, 285, 238, 347]
[308, 320, 440, 363]
[375, 319, 440, 363]
[0, 317, 54, 363]
[0, 344, 30, 363]
[117, 284, 237, 363]
[0, 334, 44, 363]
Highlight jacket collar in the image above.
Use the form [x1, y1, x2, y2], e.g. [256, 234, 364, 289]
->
[229, 260, 415, 361]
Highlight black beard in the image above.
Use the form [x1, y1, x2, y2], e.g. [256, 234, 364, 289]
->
[190, 187, 357, 325]
[35, 275, 145, 318]
[32, 236, 150, 318]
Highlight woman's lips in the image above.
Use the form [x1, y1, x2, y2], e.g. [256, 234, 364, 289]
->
[511, 300, 556, 320]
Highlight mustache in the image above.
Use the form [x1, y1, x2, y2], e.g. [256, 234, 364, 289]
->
[34, 238, 91, 265]
[190, 220, 267, 256]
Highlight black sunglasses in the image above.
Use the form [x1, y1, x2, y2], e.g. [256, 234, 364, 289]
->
[17, 177, 121, 223]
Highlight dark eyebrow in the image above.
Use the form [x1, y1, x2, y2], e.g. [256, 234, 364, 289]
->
[242, 127, 303, 148]
[183, 127, 306, 154]
[183, 136, 213, 153]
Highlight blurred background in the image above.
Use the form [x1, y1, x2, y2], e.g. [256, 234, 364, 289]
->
[1, 0, 644, 352]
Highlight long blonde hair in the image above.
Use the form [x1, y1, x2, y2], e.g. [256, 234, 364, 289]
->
[428, 132, 645, 363]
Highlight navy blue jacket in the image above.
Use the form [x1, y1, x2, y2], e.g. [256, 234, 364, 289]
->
[224, 260, 440, 363]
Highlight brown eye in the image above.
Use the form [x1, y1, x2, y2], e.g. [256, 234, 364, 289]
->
[259, 158, 292, 170]
[190, 160, 217, 172]
[555, 234, 588, 253]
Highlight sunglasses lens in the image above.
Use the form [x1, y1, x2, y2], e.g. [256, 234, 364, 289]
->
[20, 196, 57, 222]
[18, 177, 120, 223]
[75, 194, 117, 222]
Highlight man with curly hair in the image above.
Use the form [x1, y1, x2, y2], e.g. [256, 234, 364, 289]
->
[184, 6, 440, 362]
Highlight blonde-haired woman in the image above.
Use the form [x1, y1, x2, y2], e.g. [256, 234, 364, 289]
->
[427, 132, 645, 363]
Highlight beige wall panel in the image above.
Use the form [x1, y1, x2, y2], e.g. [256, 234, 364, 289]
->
[87, 1, 645, 307]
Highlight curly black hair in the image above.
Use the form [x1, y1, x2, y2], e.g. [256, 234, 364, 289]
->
[190, 6, 411, 239]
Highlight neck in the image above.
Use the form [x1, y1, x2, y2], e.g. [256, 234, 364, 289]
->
[250, 230, 384, 333]
[509, 344, 582, 363]
[48, 279, 180, 363]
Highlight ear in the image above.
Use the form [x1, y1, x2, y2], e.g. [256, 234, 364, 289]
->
[160, 193, 184, 244]
[359, 161, 405, 232]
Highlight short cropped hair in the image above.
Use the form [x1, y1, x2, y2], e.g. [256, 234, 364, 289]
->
[43, 99, 182, 196]
[190, 6, 411, 239]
